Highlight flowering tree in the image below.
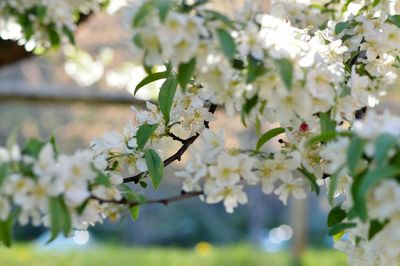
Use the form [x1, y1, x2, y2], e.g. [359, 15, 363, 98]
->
[1, 0, 400, 264]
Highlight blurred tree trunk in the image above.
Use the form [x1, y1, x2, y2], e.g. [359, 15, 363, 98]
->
[290, 198, 308, 266]
[0, 40, 32, 68]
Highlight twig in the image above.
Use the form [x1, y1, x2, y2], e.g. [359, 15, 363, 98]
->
[168, 132, 186, 143]
[92, 191, 203, 207]
[123, 104, 217, 183]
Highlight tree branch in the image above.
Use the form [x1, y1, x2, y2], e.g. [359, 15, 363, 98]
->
[123, 104, 217, 183]
[92, 191, 203, 207]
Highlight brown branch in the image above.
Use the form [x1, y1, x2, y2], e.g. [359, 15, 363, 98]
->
[168, 132, 186, 143]
[92, 191, 203, 207]
[123, 104, 217, 184]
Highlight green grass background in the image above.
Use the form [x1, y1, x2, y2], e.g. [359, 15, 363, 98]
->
[0, 245, 348, 266]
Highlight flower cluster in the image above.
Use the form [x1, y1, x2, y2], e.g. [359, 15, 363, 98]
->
[176, 129, 307, 213]
[0, 140, 122, 240]
[0, 0, 105, 49]
[2, 1, 400, 265]
[318, 110, 400, 266]
[335, 0, 400, 110]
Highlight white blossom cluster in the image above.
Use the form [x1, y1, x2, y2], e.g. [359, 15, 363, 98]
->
[91, 84, 214, 174]
[176, 129, 308, 213]
[2, 1, 400, 264]
[335, 0, 400, 109]
[0, 0, 105, 49]
[0, 142, 121, 232]
[130, 0, 400, 131]
[320, 111, 400, 266]
[271, 0, 400, 31]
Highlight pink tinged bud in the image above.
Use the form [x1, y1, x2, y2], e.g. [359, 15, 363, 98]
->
[299, 122, 309, 132]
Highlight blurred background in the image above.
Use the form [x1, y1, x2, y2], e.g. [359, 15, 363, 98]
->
[2, 1, 398, 265]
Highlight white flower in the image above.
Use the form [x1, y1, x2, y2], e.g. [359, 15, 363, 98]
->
[72, 201, 103, 230]
[349, 67, 370, 106]
[257, 152, 300, 195]
[368, 180, 400, 221]
[0, 144, 21, 163]
[176, 170, 202, 192]
[381, 23, 400, 50]
[102, 131, 125, 150]
[306, 68, 335, 104]
[139, 30, 164, 66]
[33, 144, 55, 176]
[209, 152, 240, 186]
[274, 176, 307, 205]
[257, 159, 279, 194]
[63, 180, 91, 207]
[238, 22, 264, 60]
[92, 186, 122, 201]
[237, 154, 258, 185]
[320, 137, 350, 174]
[201, 129, 224, 163]
[57, 150, 96, 182]
[268, 88, 312, 124]
[185, 148, 207, 180]
[205, 182, 248, 213]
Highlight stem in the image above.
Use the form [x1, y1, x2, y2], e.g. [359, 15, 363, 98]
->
[92, 191, 203, 207]
[123, 104, 217, 183]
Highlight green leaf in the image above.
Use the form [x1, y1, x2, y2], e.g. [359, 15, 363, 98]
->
[274, 59, 293, 91]
[335, 21, 349, 35]
[374, 133, 398, 166]
[241, 95, 258, 126]
[358, 166, 400, 204]
[368, 219, 388, 240]
[132, 34, 143, 48]
[158, 77, 178, 124]
[306, 131, 352, 146]
[388, 15, 400, 28]
[298, 166, 320, 195]
[320, 111, 336, 134]
[327, 206, 347, 227]
[328, 222, 357, 236]
[94, 172, 112, 187]
[0, 214, 14, 247]
[182, 0, 209, 12]
[216, 28, 236, 59]
[178, 58, 196, 90]
[349, 172, 366, 221]
[347, 135, 365, 176]
[144, 149, 164, 189]
[307, 132, 337, 146]
[23, 138, 46, 158]
[50, 135, 59, 157]
[75, 199, 90, 215]
[134, 71, 169, 95]
[246, 56, 267, 84]
[48, 197, 71, 243]
[62, 26, 75, 45]
[328, 164, 346, 206]
[242, 95, 258, 115]
[155, 0, 172, 22]
[0, 164, 8, 187]
[136, 124, 159, 150]
[132, 2, 153, 27]
[48, 28, 60, 48]
[203, 10, 232, 26]
[256, 128, 285, 151]
[129, 206, 141, 221]
[372, 0, 380, 7]
[35, 6, 47, 23]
